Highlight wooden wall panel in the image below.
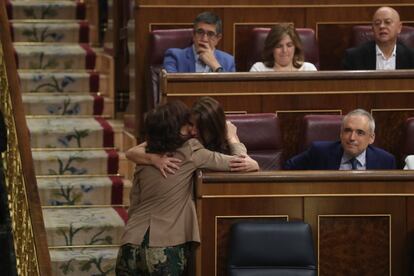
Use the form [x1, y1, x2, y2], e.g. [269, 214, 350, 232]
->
[406, 197, 414, 275]
[371, 109, 414, 167]
[305, 197, 406, 276]
[198, 197, 303, 276]
[196, 172, 414, 276]
[317, 23, 361, 70]
[319, 215, 390, 275]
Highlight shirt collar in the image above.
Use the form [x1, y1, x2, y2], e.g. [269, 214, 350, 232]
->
[375, 44, 396, 59]
[341, 150, 367, 167]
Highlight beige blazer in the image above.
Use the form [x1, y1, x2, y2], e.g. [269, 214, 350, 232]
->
[121, 138, 246, 247]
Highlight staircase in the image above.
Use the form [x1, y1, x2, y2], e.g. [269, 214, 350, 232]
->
[7, 0, 132, 275]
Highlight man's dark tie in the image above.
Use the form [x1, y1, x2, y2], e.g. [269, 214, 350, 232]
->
[349, 158, 358, 170]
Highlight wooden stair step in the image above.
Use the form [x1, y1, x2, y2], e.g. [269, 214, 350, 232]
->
[43, 207, 127, 247]
[37, 175, 131, 206]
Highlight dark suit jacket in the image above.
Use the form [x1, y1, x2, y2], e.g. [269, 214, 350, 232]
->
[342, 40, 414, 70]
[284, 141, 396, 170]
[163, 45, 236, 73]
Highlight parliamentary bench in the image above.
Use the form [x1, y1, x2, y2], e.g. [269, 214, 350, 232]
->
[160, 69, 414, 167]
[194, 169, 414, 276]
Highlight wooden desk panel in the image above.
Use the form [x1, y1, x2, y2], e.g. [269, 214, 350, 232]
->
[196, 170, 414, 276]
[161, 70, 414, 161]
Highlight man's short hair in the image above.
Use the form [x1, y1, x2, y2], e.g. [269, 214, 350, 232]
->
[193, 11, 222, 35]
[342, 109, 376, 133]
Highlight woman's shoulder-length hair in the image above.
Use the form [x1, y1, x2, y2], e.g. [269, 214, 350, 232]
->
[262, 23, 305, 69]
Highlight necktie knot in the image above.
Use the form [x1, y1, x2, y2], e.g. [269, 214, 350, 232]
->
[349, 158, 358, 170]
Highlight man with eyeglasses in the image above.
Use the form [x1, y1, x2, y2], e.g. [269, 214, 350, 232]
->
[342, 6, 414, 70]
[284, 109, 396, 170]
[163, 11, 236, 73]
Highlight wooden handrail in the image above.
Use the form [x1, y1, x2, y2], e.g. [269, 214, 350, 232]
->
[0, 2, 51, 275]
[161, 69, 414, 82]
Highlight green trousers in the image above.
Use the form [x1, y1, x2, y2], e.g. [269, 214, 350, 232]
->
[115, 230, 191, 276]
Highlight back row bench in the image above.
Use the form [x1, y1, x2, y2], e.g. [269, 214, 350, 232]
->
[230, 113, 414, 170]
[147, 26, 414, 108]
[159, 69, 414, 168]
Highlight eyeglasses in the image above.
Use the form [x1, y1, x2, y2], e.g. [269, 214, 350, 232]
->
[194, 28, 218, 39]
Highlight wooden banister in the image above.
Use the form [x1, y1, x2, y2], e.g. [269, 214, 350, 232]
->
[0, 2, 51, 275]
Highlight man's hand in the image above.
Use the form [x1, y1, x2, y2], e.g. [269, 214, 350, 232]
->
[152, 155, 182, 178]
[197, 42, 221, 71]
[229, 154, 259, 172]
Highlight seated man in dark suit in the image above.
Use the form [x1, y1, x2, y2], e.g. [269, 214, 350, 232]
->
[342, 6, 414, 70]
[285, 109, 396, 170]
[163, 11, 235, 73]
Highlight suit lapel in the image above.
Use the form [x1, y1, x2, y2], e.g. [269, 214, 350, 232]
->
[185, 46, 196, 72]
[330, 143, 344, 169]
[366, 41, 377, 70]
[366, 146, 376, 169]
[396, 42, 406, 69]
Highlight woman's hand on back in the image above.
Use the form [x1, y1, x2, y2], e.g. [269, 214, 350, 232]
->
[126, 142, 182, 178]
[229, 154, 259, 172]
[152, 155, 182, 178]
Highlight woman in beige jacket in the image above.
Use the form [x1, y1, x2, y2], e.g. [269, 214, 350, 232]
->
[116, 100, 257, 275]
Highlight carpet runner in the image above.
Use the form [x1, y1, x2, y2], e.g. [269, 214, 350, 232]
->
[27, 117, 115, 148]
[50, 247, 119, 276]
[37, 176, 129, 206]
[14, 43, 96, 70]
[10, 21, 89, 43]
[23, 94, 112, 116]
[8, 0, 129, 275]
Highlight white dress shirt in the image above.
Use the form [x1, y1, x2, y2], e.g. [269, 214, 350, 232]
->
[404, 155, 414, 169]
[376, 44, 396, 70]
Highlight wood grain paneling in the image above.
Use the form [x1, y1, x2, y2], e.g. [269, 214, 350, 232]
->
[196, 171, 413, 276]
[319, 215, 390, 275]
[371, 109, 414, 167]
[305, 196, 406, 276]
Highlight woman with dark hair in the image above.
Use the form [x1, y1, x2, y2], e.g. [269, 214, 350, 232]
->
[250, 23, 317, 72]
[116, 100, 254, 275]
[127, 97, 259, 177]
[190, 96, 232, 153]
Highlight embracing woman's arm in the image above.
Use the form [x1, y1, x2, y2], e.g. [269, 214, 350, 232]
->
[126, 142, 182, 177]
[226, 121, 259, 172]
